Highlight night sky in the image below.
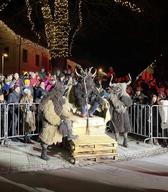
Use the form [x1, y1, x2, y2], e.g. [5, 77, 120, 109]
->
[0, 0, 168, 78]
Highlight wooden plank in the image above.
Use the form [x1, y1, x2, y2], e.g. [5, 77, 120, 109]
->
[74, 153, 117, 162]
[75, 143, 117, 148]
[74, 146, 116, 152]
[73, 149, 117, 155]
[75, 144, 116, 151]
[74, 152, 117, 158]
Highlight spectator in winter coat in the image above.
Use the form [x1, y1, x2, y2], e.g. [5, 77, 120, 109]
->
[132, 87, 149, 104]
[0, 90, 6, 138]
[7, 85, 21, 137]
[34, 82, 47, 103]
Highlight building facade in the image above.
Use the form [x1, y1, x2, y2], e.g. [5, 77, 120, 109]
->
[0, 20, 50, 75]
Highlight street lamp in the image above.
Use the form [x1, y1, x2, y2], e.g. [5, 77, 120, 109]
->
[1, 53, 8, 75]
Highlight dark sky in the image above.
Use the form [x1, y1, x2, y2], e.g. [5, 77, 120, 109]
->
[0, 0, 168, 77]
[72, 0, 168, 76]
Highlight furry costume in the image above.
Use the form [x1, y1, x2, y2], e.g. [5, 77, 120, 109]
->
[109, 81, 132, 147]
[39, 81, 74, 145]
[39, 82, 65, 145]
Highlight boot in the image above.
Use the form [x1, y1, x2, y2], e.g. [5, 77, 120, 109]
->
[123, 138, 128, 147]
[24, 133, 32, 144]
[123, 132, 128, 148]
[41, 143, 50, 161]
[62, 136, 68, 148]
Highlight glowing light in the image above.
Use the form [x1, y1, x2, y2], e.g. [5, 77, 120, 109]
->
[3, 53, 8, 57]
[98, 68, 103, 72]
[25, 0, 41, 40]
[114, 0, 143, 13]
[41, 0, 70, 58]
[69, 0, 83, 55]
[0, 0, 12, 12]
[0, 20, 49, 54]
[0, 20, 18, 40]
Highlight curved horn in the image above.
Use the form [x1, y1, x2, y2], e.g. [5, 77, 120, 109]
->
[88, 67, 97, 77]
[75, 68, 82, 77]
[88, 67, 93, 74]
[126, 73, 132, 85]
[92, 68, 97, 77]
[109, 75, 113, 87]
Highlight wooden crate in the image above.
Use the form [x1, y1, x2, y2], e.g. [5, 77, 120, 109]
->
[71, 135, 118, 162]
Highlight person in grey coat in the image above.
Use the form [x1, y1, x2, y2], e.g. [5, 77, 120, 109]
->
[109, 74, 132, 147]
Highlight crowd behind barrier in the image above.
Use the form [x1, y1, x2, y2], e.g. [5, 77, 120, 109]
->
[0, 66, 168, 147]
[0, 103, 40, 143]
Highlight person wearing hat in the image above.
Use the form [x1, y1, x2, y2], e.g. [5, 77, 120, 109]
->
[20, 88, 36, 143]
[132, 87, 149, 105]
[23, 78, 34, 98]
[132, 87, 149, 137]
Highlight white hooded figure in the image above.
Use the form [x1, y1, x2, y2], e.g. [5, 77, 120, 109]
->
[159, 100, 168, 129]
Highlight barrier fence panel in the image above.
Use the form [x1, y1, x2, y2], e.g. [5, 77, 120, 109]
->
[0, 103, 7, 141]
[1, 102, 168, 144]
[151, 105, 168, 141]
[6, 103, 41, 140]
[129, 104, 151, 140]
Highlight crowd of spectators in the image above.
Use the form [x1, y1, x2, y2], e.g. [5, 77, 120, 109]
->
[0, 64, 168, 145]
[0, 64, 167, 106]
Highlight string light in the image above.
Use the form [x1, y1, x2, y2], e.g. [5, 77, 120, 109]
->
[25, 0, 41, 41]
[69, 0, 83, 55]
[0, 20, 17, 40]
[41, 0, 71, 58]
[21, 37, 50, 54]
[82, 0, 143, 14]
[0, 20, 49, 54]
[0, 0, 12, 12]
[114, 0, 143, 13]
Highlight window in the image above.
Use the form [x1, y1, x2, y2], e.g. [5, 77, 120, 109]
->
[35, 54, 40, 66]
[23, 49, 28, 63]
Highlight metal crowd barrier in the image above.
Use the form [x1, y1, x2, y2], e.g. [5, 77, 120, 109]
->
[150, 105, 168, 142]
[1, 103, 168, 145]
[0, 103, 6, 141]
[129, 103, 168, 143]
[129, 104, 151, 139]
[0, 103, 41, 145]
